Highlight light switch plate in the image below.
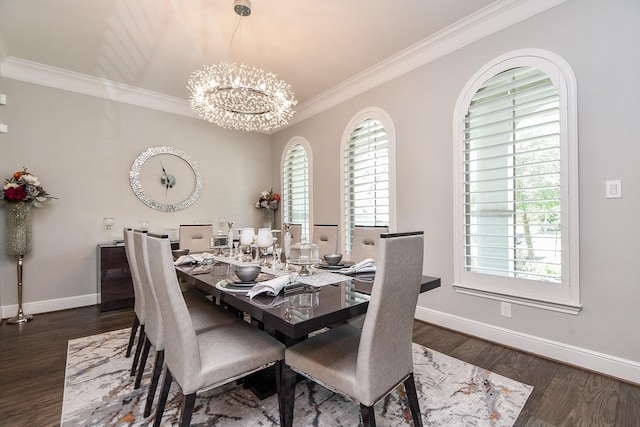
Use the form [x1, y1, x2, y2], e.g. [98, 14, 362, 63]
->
[606, 180, 622, 199]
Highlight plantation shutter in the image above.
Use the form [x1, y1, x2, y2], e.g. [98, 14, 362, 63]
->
[463, 66, 562, 283]
[344, 118, 389, 252]
[282, 144, 309, 237]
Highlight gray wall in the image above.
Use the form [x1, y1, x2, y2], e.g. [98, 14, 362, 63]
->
[0, 78, 272, 313]
[1, 0, 637, 382]
[270, 0, 640, 378]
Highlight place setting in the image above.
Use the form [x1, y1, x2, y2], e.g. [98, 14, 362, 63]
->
[312, 253, 376, 276]
[215, 265, 279, 293]
[314, 253, 354, 270]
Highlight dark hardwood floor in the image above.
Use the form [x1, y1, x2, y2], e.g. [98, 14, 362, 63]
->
[412, 323, 640, 427]
[1, 305, 638, 426]
[0, 306, 135, 427]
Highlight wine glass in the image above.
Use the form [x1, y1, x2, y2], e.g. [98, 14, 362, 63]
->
[240, 228, 255, 261]
[226, 221, 234, 254]
[240, 228, 255, 246]
[273, 243, 282, 269]
[233, 241, 240, 258]
[256, 228, 273, 265]
[103, 217, 115, 244]
[217, 217, 226, 235]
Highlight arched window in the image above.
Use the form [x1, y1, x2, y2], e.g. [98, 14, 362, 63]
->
[453, 49, 580, 313]
[281, 138, 311, 238]
[341, 108, 396, 253]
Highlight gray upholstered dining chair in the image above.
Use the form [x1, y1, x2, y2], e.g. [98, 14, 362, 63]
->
[312, 224, 339, 255]
[122, 228, 146, 376]
[346, 226, 388, 329]
[178, 224, 214, 253]
[349, 225, 389, 262]
[281, 231, 425, 427]
[146, 233, 286, 427]
[130, 230, 241, 418]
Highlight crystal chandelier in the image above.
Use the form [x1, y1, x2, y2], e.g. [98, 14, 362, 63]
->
[187, 0, 297, 133]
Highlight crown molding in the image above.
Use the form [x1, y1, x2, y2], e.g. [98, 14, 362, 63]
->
[0, 57, 196, 119]
[290, 0, 568, 127]
[0, 0, 568, 129]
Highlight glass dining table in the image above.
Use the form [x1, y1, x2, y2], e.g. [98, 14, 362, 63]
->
[176, 260, 441, 345]
[176, 260, 440, 399]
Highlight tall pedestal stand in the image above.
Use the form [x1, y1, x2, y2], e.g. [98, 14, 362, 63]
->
[5, 201, 34, 324]
[7, 255, 33, 324]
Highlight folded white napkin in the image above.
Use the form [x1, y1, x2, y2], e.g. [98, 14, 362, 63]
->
[247, 275, 291, 299]
[338, 258, 376, 275]
[174, 252, 214, 266]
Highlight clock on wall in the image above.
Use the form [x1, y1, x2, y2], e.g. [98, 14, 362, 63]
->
[129, 146, 203, 212]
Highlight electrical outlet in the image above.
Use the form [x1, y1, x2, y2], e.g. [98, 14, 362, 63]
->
[500, 302, 512, 318]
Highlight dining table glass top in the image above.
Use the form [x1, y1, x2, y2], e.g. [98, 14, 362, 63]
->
[176, 258, 440, 341]
[177, 261, 373, 339]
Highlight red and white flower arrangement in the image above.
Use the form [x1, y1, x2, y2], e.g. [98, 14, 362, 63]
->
[1, 168, 56, 207]
[255, 189, 280, 210]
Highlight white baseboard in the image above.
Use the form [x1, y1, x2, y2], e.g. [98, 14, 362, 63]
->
[3, 296, 638, 385]
[1, 294, 99, 320]
[415, 306, 640, 386]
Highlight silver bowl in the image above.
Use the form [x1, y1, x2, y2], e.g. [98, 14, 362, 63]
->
[323, 253, 343, 265]
[172, 249, 189, 260]
[235, 265, 261, 282]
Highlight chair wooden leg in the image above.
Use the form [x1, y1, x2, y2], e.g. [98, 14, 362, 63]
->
[144, 350, 164, 417]
[125, 315, 140, 357]
[153, 368, 173, 427]
[404, 373, 423, 427]
[180, 393, 197, 427]
[360, 403, 376, 427]
[281, 364, 297, 427]
[130, 325, 145, 376]
[134, 336, 151, 389]
[274, 360, 285, 426]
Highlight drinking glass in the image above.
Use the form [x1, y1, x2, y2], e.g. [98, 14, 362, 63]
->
[240, 228, 254, 246]
[217, 217, 226, 234]
[240, 228, 255, 261]
[256, 228, 273, 265]
[103, 217, 115, 229]
[273, 244, 282, 269]
[103, 217, 115, 244]
[233, 241, 240, 258]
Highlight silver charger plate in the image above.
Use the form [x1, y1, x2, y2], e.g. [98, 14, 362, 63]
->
[231, 278, 257, 287]
[216, 279, 255, 292]
[315, 260, 355, 270]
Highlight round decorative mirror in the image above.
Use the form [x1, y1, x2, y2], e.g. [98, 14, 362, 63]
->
[129, 146, 202, 212]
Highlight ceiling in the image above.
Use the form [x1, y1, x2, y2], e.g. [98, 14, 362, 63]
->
[0, 0, 501, 109]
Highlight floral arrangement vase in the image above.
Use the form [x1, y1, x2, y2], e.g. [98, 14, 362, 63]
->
[255, 189, 280, 230]
[5, 202, 33, 256]
[262, 208, 275, 229]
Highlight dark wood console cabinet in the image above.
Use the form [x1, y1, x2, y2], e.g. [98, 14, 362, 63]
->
[97, 244, 134, 312]
[97, 242, 177, 312]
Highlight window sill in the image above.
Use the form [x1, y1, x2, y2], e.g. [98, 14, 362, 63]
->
[453, 284, 582, 315]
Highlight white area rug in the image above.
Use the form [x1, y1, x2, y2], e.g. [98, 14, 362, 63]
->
[61, 328, 532, 426]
